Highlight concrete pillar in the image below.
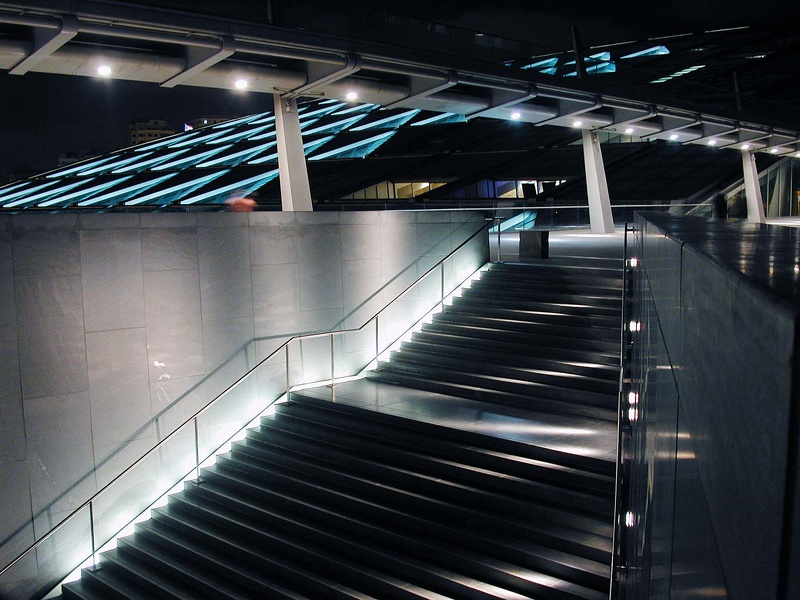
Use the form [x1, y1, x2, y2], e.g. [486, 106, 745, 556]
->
[274, 95, 313, 212]
[582, 129, 615, 234]
[742, 150, 766, 223]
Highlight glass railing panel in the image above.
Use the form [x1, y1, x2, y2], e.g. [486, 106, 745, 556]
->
[336, 319, 379, 377]
[0, 506, 91, 600]
[287, 334, 333, 389]
[377, 264, 442, 356]
[91, 423, 195, 552]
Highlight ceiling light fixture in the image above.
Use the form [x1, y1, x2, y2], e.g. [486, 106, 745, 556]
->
[669, 134, 679, 141]
[770, 148, 779, 154]
[97, 65, 112, 76]
[572, 120, 583, 127]
[346, 91, 358, 101]
[624, 127, 634, 134]
[708, 139, 717, 146]
[510, 112, 521, 120]
[234, 79, 248, 90]
[741, 143, 751, 150]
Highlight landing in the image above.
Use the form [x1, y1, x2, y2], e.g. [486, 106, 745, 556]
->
[296, 379, 617, 462]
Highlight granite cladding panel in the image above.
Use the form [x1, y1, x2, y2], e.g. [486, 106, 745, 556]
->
[86, 328, 151, 448]
[13, 230, 80, 278]
[80, 229, 145, 332]
[16, 275, 88, 399]
[141, 227, 198, 272]
[199, 227, 253, 321]
[0, 339, 24, 464]
[296, 224, 343, 311]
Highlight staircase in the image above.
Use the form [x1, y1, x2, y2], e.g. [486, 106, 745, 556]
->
[368, 260, 621, 422]
[59, 258, 621, 600]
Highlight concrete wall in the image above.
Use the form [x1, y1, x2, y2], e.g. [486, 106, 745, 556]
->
[627, 214, 800, 600]
[0, 209, 486, 569]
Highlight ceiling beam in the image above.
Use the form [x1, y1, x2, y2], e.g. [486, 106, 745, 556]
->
[10, 15, 78, 75]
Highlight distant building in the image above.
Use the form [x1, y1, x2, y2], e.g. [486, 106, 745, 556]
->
[185, 116, 235, 130]
[57, 151, 96, 168]
[130, 119, 175, 145]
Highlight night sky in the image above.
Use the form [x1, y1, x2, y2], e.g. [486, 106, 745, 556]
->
[1, 0, 798, 179]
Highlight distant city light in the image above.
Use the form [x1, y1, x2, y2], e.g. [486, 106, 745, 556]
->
[97, 65, 112, 76]
[510, 112, 521, 120]
[234, 79, 248, 90]
[346, 91, 358, 100]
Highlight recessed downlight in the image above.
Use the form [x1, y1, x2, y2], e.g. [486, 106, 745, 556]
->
[345, 91, 358, 101]
[669, 134, 679, 141]
[770, 148, 779, 154]
[97, 65, 112, 77]
[510, 112, 521, 120]
[572, 120, 583, 127]
[741, 143, 751, 150]
[707, 139, 717, 146]
[234, 79, 248, 90]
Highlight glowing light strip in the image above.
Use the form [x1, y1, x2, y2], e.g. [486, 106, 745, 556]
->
[180, 169, 279, 204]
[3, 180, 87, 208]
[134, 130, 199, 152]
[247, 137, 333, 165]
[207, 125, 272, 145]
[79, 153, 152, 176]
[196, 142, 277, 168]
[308, 131, 394, 161]
[211, 113, 270, 129]
[38, 176, 134, 207]
[45, 155, 118, 178]
[113, 148, 192, 173]
[124, 171, 228, 205]
[168, 129, 230, 148]
[0, 180, 61, 205]
[301, 114, 368, 135]
[152, 145, 232, 171]
[351, 109, 420, 131]
[78, 174, 177, 206]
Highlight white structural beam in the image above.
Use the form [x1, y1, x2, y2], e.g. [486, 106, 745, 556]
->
[10, 15, 78, 75]
[160, 36, 235, 88]
[582, 130, 615, 234]
[274, 95, 313, 212]
[742, 150, 766, 224]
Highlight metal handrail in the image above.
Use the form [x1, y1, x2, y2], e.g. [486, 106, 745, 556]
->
[0, 219, 492, 587]
[610, 222, 634, 599]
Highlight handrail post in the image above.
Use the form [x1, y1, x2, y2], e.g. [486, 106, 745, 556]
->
[89, 501, 97, 570]
[375, 315, 380, 366]
[440, 262, 445, 310]
[330, 334, 335, 387]
[193, 417, 202, 484]
[285, 344, 290, 401]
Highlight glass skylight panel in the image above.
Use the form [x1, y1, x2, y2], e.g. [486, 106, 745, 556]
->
[521, 56, 559, 70]
[249, 129, 278, 141]
[168, 129, 231, 147]
[124, 170, 229, 205]
[0, 179, 41, 197]
[249, 115, 276, 125]
[77, 173, 177, 206]
[301, 114, 368, 135]
[180, 169, 279, 204]
[207, 125, 272, 145]
[332, 103, 378, 116]
[411, 112, 467, 126]
[621, 45, 670, 59]
[247, 136, 334, 165]
[78, 153, 152, 176]
[0, 179, 64, 206]
[351, 109, 421, 131]
[211, 113, 269, 129]
[2, 179, 88, 208]
[298, 102, 345, 120]
[113, 148, 192, 173]
[308, 131, 395, 161]
[45, 155, 118, 178]
[134, 130, 198, 152]
[37, 176, 134, 208]
[152, 145, 233, 171]
[196, 142, 277, 168]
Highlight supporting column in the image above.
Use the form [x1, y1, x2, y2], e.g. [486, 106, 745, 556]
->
[742, 150, 766, 223]
[274, 95, 313, 212]
[582, 129, 615, 234]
